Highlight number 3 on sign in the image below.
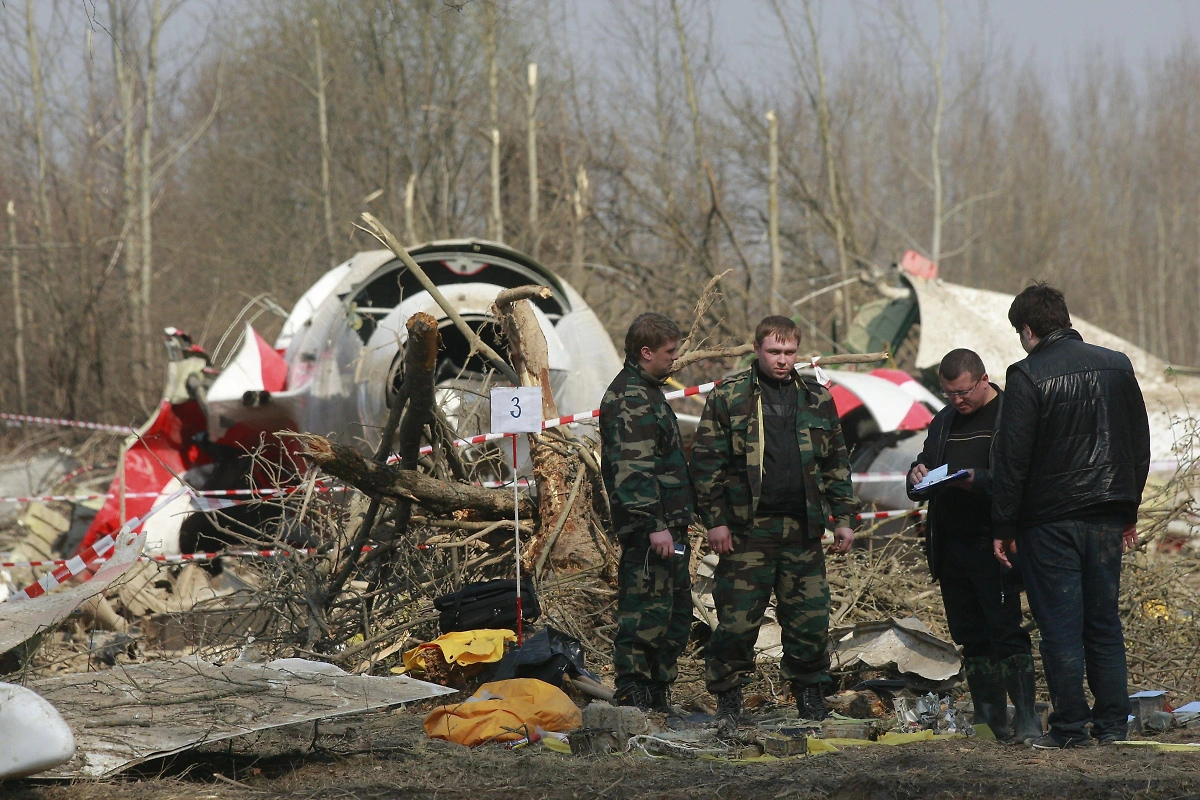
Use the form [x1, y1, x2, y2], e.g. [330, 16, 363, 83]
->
[491, 387, 544, 434]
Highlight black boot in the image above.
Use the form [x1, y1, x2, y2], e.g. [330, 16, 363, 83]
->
[796, 683, 830, 721]
[714, 686, 742, 736]
[646, 681, 678, 715]
[966, 662, 1011, 740]
[614, 680, 652, 712]
[1004, 664, 1043, 744]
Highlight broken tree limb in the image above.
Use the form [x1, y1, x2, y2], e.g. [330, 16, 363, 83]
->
[491, 293, 606, 574]
[670, 343, 755, 373]
[670, 347, 892, 374]
[492, 291, 557, 415]
[535, 466, 586, 580]
[806, 350, 892, 365]
[396, 313, 440, 471]
[495, 284, 553, 305]
[360, 212, 520, 385]
[374, 312, 440, 590]
[678, 268, 732, 358]
[298, 434, 533, 517]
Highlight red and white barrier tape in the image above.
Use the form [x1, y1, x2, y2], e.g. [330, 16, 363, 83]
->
[0, 411, 134, 434]
[5, 487, 189, 601]
[0, 545, 339, 570]
[0, 509, 925, 571]
[406, 379, 727, 459]
[0, 485, 349, 506]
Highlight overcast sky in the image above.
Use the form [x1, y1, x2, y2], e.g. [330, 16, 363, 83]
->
[564, 0, 1200, 98]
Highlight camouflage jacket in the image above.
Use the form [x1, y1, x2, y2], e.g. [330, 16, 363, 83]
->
[691, 366, 858, 537]
[599, 361, 697, 545]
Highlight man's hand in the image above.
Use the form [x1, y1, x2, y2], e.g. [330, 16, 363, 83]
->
[649, 529, 674, 559]
[1122, 523, 1139, 554]
[708, 525, 734, 555]
[993, 538, 1016, 569]
[908, 463, 930, 487]
[829, 527, 855, 554]
[953, 468, 975, 490]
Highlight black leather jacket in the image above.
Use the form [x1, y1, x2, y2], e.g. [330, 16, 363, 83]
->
[991, 328, 1151, 538]
[907, 387, 1001, 580]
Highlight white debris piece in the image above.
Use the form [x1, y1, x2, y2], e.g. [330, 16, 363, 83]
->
[0, 682, 76, 779]
[26, 656, 456, 779]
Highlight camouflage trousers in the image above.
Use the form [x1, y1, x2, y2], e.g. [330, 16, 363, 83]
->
[705, 516, 831, 692]
[613, 538, 693, 688]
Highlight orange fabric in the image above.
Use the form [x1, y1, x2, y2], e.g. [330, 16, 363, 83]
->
[423, 679, 582, 745]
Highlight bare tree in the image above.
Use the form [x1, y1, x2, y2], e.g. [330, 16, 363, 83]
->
[6, 201, 26, 412]
[313, 18, 336, 264]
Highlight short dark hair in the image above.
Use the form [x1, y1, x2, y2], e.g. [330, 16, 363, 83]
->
[624, 312, 681, 361]
[754, 315, 801, 346]
[939, 348, 986, 382]
[1008, 282, 1071, 338]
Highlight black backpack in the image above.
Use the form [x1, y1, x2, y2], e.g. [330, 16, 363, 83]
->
[434, 578, 540, 634]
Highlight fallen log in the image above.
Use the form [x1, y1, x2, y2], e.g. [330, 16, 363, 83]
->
[297, 434, 533, 517]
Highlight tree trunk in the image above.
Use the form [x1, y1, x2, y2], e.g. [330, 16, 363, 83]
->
[110, 0, 142, 394]
[6, 203, 26, 413]
[404, 174, 417, 246]
[485, 4, 503, 242]
[572, 165, 588, 271]
[313, 19, 336, 266]
[25, 0, 53, 248]
[767, 109, 782, 315]
[139, 0, 163, 391]
[493, 291, 605, 575]
[527, 63, 539, 255]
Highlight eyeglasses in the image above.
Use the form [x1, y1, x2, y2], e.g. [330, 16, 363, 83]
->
[941, 379, 982, 400]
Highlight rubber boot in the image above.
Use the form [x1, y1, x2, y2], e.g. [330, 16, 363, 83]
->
[1005, 666, 1043, 744]
[966, 662, 1011, 740]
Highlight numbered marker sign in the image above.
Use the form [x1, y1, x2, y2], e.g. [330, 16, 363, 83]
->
[490, 387, 544, 434]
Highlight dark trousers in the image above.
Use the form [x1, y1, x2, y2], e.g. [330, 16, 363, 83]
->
[938, 534, 1032, 667]
[613, 540, 693, 688]
[1018, 519, 1131, 741]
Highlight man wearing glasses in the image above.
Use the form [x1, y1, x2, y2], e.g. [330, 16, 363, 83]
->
[907, 349, 1040, 743]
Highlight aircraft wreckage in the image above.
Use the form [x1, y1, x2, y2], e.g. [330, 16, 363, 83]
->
[70, 245, 1197, 556]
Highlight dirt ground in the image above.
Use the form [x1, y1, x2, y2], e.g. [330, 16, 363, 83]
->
[7, 701, 1200, 800]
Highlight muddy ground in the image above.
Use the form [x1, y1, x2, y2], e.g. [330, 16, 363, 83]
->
[6, 701, 1200, 800]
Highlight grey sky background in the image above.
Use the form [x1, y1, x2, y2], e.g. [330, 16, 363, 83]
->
[563, 0, 1200, 99]
[32, 1, 1200, 103]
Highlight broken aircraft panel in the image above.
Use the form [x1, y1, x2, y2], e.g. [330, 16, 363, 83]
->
[76, 240, 623, 555]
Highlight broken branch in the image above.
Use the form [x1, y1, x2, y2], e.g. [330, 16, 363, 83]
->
[298, 434, 533, 517]
[360, 212, 521, 385]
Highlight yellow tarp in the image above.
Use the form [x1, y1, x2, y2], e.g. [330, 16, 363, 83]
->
[397, 628, 515, 674]
[424, 679, 583, 746]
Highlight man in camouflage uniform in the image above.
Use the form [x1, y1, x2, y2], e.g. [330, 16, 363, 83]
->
[599, 312, 697, 712]
[691, 315, 857, 732]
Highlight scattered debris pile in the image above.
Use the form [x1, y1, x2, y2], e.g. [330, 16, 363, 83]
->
[2, 220, 1200, 777]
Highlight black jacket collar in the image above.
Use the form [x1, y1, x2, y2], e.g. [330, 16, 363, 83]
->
[1030, 327, 1082, 355]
